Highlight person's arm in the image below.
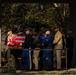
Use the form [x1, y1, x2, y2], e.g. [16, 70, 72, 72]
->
[53, 32, 62, 44]
[22, 36, 26, 48]
[29, 35, 33, 48]
[44, 35, 51, 47]
[5, 36, 8, 45]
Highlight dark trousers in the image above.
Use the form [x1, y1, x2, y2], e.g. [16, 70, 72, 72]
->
[21, 49, 30, 70]
[71, 49, 76, 68]
[42, 48, 53, 70]
[15, 50, 23, 69]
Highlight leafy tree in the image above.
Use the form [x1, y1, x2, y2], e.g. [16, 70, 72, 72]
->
[1, 3, 69, 34]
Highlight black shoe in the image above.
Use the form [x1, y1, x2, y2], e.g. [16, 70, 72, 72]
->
[57, 69, 61, 71]
[46, 69, 54, 71]
[34, 69, 38, 71]
[26, 70, 30, 71]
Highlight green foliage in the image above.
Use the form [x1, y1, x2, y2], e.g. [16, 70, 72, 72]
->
[1, 3, 69, 34]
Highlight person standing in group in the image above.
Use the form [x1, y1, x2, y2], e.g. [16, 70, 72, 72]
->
[14, 30, 25, 69]
[39, 34, 46, 70]
[42, 29, 53, 71]
[21, 29, 33, 71]
[32, 33, 42, 71]
[53, 27, 63, 70]
[7, 30, 17, 69]
[66, 31, 74, 69]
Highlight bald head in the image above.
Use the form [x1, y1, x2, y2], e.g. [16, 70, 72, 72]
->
[7, 30, 12, 36]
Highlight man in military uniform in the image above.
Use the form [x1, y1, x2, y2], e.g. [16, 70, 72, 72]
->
[42, 29, 53, 71]
[7, 30, 16, 69]
[53, 27, 63, 70]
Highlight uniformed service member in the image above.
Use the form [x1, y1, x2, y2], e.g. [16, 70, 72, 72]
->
[7, 30, 16, 69]
[53, 27, 63, 70]
[42, 29, 53, 71]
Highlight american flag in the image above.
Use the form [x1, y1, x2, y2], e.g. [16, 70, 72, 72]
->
[7, 35, 35, 46]
[15, 36, 25, 45]
[7, 36, 25, 46]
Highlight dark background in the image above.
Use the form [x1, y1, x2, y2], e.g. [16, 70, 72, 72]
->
[69, 3, 76, 67]
[0, 0, 76, 67]
[0, 0, 69, 3]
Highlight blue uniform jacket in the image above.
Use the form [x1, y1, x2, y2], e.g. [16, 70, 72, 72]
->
[44, 34, 53, 48]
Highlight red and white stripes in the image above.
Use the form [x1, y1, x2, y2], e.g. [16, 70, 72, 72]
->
[7, 36, 25, 46]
